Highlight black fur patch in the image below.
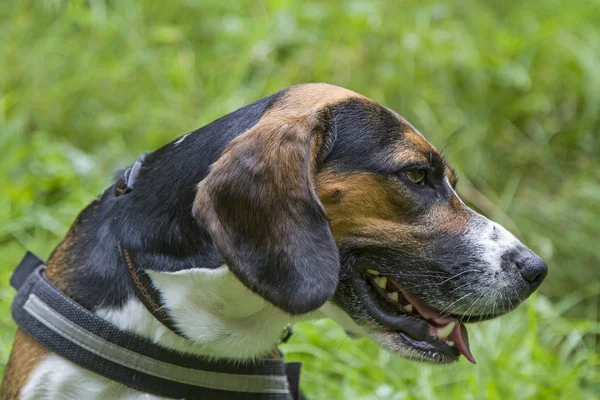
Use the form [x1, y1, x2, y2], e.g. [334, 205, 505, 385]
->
[61, 90, 286, 310]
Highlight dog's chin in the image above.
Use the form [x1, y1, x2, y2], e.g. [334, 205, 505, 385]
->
[350, 268, 476, 364]
[367, 328, 459, 364]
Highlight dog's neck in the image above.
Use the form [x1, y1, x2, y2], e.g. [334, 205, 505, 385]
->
[94, 265, 311, 360]
[93, 260, 364, 362]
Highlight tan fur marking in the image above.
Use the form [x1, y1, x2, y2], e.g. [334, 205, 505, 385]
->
[391, 128, 437, 166]
[1, 237, 74, 398]
[404, 129, 435, 152]
[1, 203, 93, 397]
[317, 164, 472, 251]
[1, 330, 49, 399]
[392, 148, 430, 166]
[317, 170, 417, 246]
[43, 199, 101, 294]
[446, 166, 457, 187]
[268, 83, 364, 118]
[44, 238, 75, 294]
[427, 200, 472, 235]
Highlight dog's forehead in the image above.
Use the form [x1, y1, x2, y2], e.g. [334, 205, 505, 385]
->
[263, 83, 444, 174]
[378, 107, 441, 168]
[393, 130, 438, 166]
[267, 83, 364, 117]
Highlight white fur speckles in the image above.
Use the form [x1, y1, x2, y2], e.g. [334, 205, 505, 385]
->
[467, 217, 521, 276]
[173, 133, 191, 146]
[446, 176, 522, 277]
[21, 354, 169, 400]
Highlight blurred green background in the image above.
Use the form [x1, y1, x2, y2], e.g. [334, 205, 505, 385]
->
[1, 0, 599, 399]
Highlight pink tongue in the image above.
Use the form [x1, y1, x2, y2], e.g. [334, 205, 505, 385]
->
[398, 288, 476, 364]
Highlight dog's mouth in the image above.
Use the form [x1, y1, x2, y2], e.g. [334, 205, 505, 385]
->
[351, 266, 476, 364]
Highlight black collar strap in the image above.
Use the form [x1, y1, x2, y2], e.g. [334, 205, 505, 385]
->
[10, 252, 302, 400]
[121, 248, 188, 338]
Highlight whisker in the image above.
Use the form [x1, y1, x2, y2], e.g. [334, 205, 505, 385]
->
[438, 292, 473, 317]
[395, 272, 447, 278]
[512, 287, 522, 304]
[437, 269, 478, 285]
[448, 281, 474, 294]
[458, 294, 486, 324]
[398, 283, 443, 291]
[399, 273, 478, 294]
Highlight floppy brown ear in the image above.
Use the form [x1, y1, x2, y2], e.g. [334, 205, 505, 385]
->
[194, 110, 339, 315]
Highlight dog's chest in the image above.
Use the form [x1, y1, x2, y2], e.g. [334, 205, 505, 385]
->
[21, 354, 170, 400]
[19, 265, 296, 399]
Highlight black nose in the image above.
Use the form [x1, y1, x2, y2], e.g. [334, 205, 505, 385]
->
[515, 251, 548, 289]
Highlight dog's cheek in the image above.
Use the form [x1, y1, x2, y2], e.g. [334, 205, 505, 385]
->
[325, 274, 374, 329]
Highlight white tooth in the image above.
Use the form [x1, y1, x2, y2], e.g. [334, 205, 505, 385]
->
[446, 341, 455, 347]
[403, 304, 413, 313]
[366, 269, 380, 276]
[387, 292, 399, 302]
[375, 276, 387, 289]
[436, 322, 456, 339]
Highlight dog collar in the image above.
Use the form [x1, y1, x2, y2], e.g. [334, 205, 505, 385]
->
[121, 247, 189, 337]
[10, 252, 303, 400]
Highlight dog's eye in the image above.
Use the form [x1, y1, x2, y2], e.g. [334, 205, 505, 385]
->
[405, 169, 427, 185]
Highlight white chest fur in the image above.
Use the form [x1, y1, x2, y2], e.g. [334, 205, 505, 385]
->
[21, 353, 169, 400]
[21, 265, 356, 399]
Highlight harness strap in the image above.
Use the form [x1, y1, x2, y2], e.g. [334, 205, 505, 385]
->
[10, 252, 302, 400]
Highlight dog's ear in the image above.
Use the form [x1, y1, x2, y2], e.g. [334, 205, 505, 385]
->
[194, 110, 339, 315]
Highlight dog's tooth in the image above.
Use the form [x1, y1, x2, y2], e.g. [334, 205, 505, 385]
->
[366, 269, 380, 276]
[446, 341, 455, 347]
[403, 304, 413, 313]
[387, 292, 399, 302]
[375, 276, 387, 289]
[436, 322, 456, 339]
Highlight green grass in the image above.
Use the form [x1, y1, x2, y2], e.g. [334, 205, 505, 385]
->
[1, 0, 599, 398]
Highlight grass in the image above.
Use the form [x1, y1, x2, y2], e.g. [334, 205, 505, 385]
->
[1, 0, 599, 398]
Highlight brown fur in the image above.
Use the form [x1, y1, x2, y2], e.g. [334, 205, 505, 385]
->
[317, 166, 471, 252]
[267, 83, 364, 117]
[317, 170, 425, 250]
[1, 201, 93, 398]
[446, 166, 457, 187]
[1, 330, 49, 400]
[1, 241, 74, 399]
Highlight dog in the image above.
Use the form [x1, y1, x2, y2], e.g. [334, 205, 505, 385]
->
[2, 83, 547, 399]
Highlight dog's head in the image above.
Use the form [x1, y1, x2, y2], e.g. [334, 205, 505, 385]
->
[194, 84, 547, 364]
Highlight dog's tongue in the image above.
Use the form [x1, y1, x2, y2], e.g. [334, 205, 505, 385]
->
[398, 287, 476, 364]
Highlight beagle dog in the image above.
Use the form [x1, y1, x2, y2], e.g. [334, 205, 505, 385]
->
[2, 83, 547, 399]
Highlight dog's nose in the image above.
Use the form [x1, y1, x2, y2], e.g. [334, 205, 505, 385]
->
[515, 250, 548, 289]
